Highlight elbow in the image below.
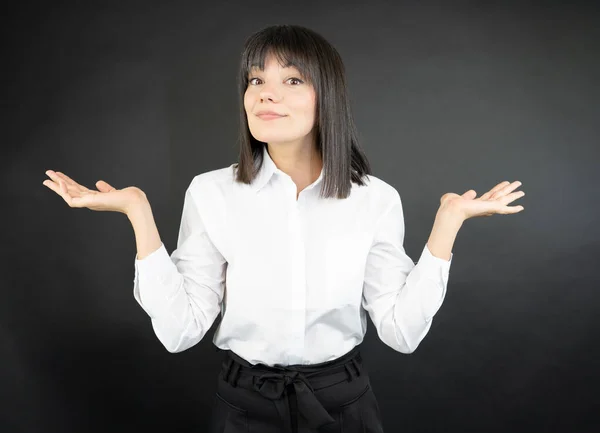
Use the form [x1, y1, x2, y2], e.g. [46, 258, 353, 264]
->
[163, 342, 186, 354]
[385, 338, 418, 354]
[151, 317, 205, 354]
[154, 329, 187, 354]
[402, 341, 420, 354]
[393, 336, 418, 354]
[381, 328, 419, 354]
[393, 324, 427, 354]
[159, 333, 200, 354]
[394, 308, 434, 354]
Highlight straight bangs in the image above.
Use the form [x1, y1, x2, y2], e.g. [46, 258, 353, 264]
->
[238, 27, 321, 92]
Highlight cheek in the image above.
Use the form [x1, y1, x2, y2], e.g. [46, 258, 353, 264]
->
[244, 88, 256, 105]
[305, 93, 316, 116]
[304, 99, 317, 122]
[293, 93, 313, 112]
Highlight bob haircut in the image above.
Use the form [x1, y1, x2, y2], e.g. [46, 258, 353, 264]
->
[233, 24, 372, 200]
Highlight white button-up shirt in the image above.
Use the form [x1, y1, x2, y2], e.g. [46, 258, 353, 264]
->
[133, 144, 453, 366]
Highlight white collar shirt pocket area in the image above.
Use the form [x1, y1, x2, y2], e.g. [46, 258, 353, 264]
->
[321, 232, 372, 308]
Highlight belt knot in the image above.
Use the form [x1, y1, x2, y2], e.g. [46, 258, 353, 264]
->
[252, 371, 314, 400]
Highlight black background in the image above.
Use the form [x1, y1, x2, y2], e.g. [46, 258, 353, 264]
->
[4, 0, 599, 432]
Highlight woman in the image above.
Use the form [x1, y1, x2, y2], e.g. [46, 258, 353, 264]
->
[43, 24, 525, 433]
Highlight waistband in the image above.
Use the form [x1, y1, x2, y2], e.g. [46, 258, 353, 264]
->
[219, 345, 363, 433]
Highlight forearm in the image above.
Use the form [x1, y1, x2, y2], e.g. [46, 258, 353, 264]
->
[426, 206, 464, 261]
[127, 194, 163, 260]
[385, 207, 461, 353]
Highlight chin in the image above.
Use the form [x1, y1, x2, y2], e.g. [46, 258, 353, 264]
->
[250, 131, 299, 144]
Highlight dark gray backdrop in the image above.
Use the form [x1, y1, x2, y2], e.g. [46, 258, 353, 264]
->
[4, 1, 599, 432]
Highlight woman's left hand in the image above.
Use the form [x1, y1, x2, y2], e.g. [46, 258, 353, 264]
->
[439, 180, 525, 221]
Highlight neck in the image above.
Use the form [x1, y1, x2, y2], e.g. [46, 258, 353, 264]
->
[266, 135, 322, 185]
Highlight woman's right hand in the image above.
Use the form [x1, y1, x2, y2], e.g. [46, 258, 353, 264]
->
[42, 170, 145, 215]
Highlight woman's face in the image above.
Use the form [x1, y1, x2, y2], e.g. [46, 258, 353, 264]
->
[244, 53, 317, 147]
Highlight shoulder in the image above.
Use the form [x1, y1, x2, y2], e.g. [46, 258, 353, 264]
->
[187, 163, 238, 194]
[346, 174, 403, 227]
[180, 164, 239, 222]
[362, 174, 401, 206]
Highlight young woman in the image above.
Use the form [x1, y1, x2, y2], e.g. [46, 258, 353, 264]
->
[43, 24, 525, 433]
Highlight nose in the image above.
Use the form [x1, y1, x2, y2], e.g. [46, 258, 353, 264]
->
[259, 83, 281, 102]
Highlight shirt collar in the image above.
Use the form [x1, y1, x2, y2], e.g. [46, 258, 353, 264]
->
[252, 144, 324, 194]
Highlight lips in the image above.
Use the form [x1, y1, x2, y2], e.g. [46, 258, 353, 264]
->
[257, 113, 286, 120]
[256, 107, 286, 115]
[258, 114, 285, 119]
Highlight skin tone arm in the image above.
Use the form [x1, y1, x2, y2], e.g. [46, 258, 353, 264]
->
[426, 181, 526, 261]
[127, 196, 163, 260]
[427, 210, 463, 261]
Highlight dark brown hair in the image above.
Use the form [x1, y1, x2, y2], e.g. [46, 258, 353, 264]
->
[233, 24, 372, 199]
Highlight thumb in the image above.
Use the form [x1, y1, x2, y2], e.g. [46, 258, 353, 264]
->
[96, 180, 116, 192]
[462, 189, 477, 199]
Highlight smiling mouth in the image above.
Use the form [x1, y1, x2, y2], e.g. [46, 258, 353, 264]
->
[257, 114, 287, 120]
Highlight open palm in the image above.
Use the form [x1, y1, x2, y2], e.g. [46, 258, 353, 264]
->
[440, 180, 525, 220]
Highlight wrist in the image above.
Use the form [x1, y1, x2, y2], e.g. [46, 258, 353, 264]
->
[436, 203, 465, 226]
[126, 192, 150, 220]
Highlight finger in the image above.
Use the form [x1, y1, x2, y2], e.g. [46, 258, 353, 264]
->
[492, 202, 525, 214]
[59, 179, 78, 205]
[501, 180, 522, 194]
[503, 205, 525, 214]
[42, 178, 60, 193]
[45, 170, 61, 184]
[501, 190, 525, 205]
[479, 181, 511, 200]
[55, 171, 90, 192]
[57, 178, 66, 194]
[45, 171, 75, 193]
[484, 181, 521, 200]
[54, 171, 76, 184]
[44, 177, 76, 206]
[43, 174, 62, 193]
[491, 181, 522, 199]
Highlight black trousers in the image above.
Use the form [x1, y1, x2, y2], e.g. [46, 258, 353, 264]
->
[208, 343, 384, 433]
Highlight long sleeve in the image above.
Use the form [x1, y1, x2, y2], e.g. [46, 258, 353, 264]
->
[133, 178, 227, 353]
[361, 190, 452, 354]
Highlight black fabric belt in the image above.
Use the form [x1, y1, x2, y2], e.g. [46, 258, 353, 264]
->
[221, 345, 363, 433]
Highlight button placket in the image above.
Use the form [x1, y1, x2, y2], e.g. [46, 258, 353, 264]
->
[288, 200, 306, 354]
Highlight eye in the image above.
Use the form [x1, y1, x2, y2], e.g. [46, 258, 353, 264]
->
[247, 77, 304, 86]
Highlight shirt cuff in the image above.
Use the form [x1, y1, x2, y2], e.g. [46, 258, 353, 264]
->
[413, 244, 453, 321]
[419, 243, 452, 287]
[135, 242, 171, 276]
[133, 242, 181, 304]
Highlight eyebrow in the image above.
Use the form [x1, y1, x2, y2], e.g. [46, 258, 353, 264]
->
[248, 69, 301, 78]
[249, 62, 297, 71]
